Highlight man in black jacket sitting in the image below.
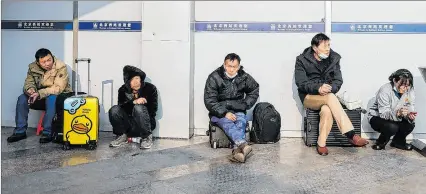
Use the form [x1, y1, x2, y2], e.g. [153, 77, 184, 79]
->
[294, 33, 369, 156]
[108, 65, 158, 149]
[204, 53, 259, 163]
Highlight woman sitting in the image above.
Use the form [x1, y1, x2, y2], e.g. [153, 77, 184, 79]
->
[367, 69, 416, 151]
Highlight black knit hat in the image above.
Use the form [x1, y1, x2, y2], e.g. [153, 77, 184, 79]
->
[123, 65, 146, 84]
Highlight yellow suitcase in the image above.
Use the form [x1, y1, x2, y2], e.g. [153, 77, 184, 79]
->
[62, 58, 99, 150]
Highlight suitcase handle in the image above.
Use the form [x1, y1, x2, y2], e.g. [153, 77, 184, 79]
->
[74, 58, 91, 96]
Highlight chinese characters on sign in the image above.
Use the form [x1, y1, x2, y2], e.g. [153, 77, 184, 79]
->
[2, 20, 143, 31]
[18, 21, 55, 29]
[78, 21, 142, 31]
[206, 23, 249, 31]
[350, 23, 394, 32]
[1, 20, 71, 31]
[269, 23, 315, 32]
[332, 22, 426, 33]
[195, 22, 324, 32]
[91, 22, 133, 30]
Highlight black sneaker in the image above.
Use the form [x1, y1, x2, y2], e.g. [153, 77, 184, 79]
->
[39, 134, 53, 144]
[7, 133, 27, 143]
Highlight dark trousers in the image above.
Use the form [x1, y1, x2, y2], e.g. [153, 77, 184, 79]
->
[15, 93, 57, 135]
[370, 116, 415, 145]
[108, 104, 151, 138]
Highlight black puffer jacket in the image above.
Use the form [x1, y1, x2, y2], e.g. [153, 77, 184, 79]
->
[118, 65, 158, 130]
[294, 47, 343, 103]
[204, 65, 259, 118]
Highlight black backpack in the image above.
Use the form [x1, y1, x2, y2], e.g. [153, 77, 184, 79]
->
[250, 102, 281, 144]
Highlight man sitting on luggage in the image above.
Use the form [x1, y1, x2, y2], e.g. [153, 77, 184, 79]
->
[7, 48, 73, 143]
[108, 65, 158, 149]
[204, 53, 259, 163]
[294, 33, 369, 156]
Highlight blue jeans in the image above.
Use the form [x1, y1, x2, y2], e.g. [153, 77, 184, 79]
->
[15, 93, 57, 135]
[211, 112, 247, 147]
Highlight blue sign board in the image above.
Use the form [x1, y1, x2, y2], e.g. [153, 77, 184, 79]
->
[332, 23, 426, 34]
[1, 20, 142, 32]
[194, 22, 324, 33]
[1, 20, 73, 31]
[79, 21, 142, 31]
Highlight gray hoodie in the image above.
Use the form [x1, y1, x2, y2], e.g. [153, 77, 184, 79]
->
[367, 83, 415, 123]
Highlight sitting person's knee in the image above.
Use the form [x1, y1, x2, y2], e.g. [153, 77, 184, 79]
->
[384, 123, 399, 135]
[325, 93, 337, 101]
[320, 105, 332, 116]
[109, 105, 122, 116]
[132, 104, 148, 115]
[17, 93, 28, 103]
[46, 95, 57, 101]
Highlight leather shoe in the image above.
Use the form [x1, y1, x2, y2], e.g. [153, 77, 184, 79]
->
[349, 135, 369, 147]
[7, 133, 27, 143]
[390, 142, 413, 151]
[317, 146, 329, 156]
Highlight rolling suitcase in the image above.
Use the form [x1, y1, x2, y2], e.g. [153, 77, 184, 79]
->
[303, 108, 362, 147]
[62, 58, 99, 150]
[206, 121, 250, 149]
[52, 91, 86, 143]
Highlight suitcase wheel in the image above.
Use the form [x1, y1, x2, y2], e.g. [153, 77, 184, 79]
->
[63, 141, 71, 150]
[206, 130, 210, 136]
[213, 141, 217, 149]
[86, 141, 97, 150]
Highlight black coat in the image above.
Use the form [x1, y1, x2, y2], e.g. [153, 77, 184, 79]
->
[294, 47, 343, 103]
[118, 66, 158, 130]
[204, 65, 259, 118]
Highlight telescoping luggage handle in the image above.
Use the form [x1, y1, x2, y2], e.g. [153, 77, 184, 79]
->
[74, 58, 91, 96]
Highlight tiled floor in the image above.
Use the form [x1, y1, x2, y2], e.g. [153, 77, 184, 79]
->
[2, 127, 426, 194]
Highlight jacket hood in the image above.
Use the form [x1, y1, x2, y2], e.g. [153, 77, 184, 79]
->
[301, 47, 341, 64]
[123, 65, 146, 84]
[217, 64, 246, 79]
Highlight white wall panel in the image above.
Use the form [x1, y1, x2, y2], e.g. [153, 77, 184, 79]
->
[142, 41, 191, 138]
[142, 1, 191, 41]
[332, 1, 426, 22]
[2, 1, 73, 20]
[142, 1, 192, 138]
[195, 1, 325, 22]
[79, 1, 142, 21]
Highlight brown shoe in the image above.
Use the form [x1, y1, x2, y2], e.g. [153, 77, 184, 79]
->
[317, 146, 329, 156]
[349, 135, 369, 147]
[231, 148, 245, 163]
[239, 143, 253, 159]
